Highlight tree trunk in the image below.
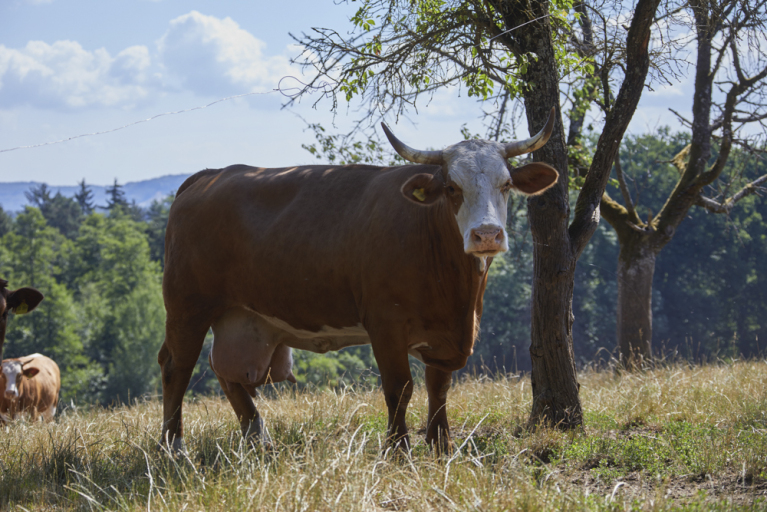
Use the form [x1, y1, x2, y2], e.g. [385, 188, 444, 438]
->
[527, 199, 583, 427]
[616, 238, 656, 368]
[505, 1, 583, 429]
[492, 0, 659, 425]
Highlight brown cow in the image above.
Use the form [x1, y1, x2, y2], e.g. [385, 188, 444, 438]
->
[0, 279, 44, 360]
[159, 109, 558, 453]
[0, 353, 60, 423]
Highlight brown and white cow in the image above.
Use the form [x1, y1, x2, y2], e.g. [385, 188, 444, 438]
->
[0, 279, 44, 360]
[0, 353, 60, 423]
[159, 108, 559, 453]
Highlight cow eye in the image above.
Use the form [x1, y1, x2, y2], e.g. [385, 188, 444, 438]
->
[501, 181, 513, 193]
[446, 184, 459, 196]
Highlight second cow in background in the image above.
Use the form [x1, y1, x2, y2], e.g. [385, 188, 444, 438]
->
[1, 353, 61, 423]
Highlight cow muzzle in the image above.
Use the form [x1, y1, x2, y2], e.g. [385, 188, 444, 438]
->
[467, 224, 506, 256]
[5, 389, 18, 400]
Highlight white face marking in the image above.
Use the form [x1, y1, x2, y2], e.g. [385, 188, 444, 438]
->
[443, 140, 511, 256]
[2, 362, 22, 399]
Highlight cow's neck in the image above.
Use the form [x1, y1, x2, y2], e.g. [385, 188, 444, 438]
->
[426, 198, 491, 360]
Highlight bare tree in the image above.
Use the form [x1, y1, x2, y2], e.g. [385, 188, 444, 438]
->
[592, 0, 767, 368]
[291, 0, 662, 428]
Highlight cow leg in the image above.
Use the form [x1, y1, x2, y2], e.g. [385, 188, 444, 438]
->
[158, 317, 209, 454]
[42, 406, 56, 422]
[371, 341, 413, 452]
[425, 366, 453, 455]
[214, 373, 270, 447]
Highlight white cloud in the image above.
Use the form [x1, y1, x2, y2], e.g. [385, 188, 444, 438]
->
[0, 11, 297, 111]
[0, 41, 154, 109]
[157, 11, 295, 96]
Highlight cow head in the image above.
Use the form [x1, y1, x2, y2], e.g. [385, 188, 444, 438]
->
[1, 357, 40, 400]
[382, 108, 559, 261]
[0, 279, 44, 360]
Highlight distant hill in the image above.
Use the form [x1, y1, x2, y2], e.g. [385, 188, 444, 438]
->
[0, 174, 191, 213]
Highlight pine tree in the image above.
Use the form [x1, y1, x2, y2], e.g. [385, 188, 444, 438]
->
[105, 179, 128, 211]
[25, 183, 52, 208]
[0, 205, 12, 238]
[74, 179, 95, 215]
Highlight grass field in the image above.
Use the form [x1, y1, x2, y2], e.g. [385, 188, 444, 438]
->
[1, 360, 766, 511]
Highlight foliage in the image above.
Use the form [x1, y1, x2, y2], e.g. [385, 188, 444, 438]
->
[292, 0, 595, 121]
[74, 178, 95, 215]
[293, 346, 379, 387]
[25, 184, 82, 239]
[145, 194, 174, 268]
[302, 123, 403, 166]
[0, 205, 11, 238]
[101, 283, 165, 404]
[104, 178, 128, 211]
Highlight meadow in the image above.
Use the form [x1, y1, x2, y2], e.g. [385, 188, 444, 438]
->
[1, 360, 766, 511]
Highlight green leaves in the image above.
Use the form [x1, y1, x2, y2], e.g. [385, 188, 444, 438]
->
[464, 72, 494, 100]
[302, 122, 404, 166]
[299, 0, 586, 117]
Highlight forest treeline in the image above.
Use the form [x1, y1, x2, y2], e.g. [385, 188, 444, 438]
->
[1, 129, 765, 406]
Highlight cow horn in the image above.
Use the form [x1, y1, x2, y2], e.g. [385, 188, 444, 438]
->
[381, 123, 444, 165]
[504, 107, 556, 158]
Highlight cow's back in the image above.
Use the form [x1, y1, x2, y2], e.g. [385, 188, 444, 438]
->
[164, 163, 446, 330]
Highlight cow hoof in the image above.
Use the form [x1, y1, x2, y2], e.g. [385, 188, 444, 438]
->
[428, 438, 454, 457]
[244, 418, 274, 451]
[158, 436, 187, 457]
[246, 435, 274, 453]
[426, 431, 454, 457]
[383, 436, 412, 459]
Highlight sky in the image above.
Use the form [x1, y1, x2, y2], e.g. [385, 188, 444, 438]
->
[0, 0, 692, 187]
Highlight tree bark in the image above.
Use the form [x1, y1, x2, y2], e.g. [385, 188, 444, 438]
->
[616, 237, 656, 368]
[601, 192, 661, 368]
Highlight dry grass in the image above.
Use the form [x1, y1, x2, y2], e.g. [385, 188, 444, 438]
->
[1, 360, 766, 510]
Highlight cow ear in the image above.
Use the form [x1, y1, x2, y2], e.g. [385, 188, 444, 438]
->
[7, 288, 44, 315]
[23, 367, 40, 378]
[510, 162, 559, 195]
[401, 173, 443, 206]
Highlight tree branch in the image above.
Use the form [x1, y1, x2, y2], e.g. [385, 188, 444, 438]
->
[614, 151, 641, 224]
[600, 192, 647, 239]
[569, 0, 662, 258]
[696, 173, 767, 213]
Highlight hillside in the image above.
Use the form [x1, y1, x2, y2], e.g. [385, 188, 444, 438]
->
[0, 174, 191, 212]
[1, 361, 765, 510]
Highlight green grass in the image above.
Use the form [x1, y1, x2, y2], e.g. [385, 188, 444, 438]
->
[1, 360, 766, 510]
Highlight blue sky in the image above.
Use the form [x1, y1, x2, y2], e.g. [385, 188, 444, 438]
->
[0, 0, 690, 186]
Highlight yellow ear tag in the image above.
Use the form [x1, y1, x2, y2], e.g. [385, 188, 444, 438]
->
[14, 301, 29, 315]
[412, 188, 426, 202]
